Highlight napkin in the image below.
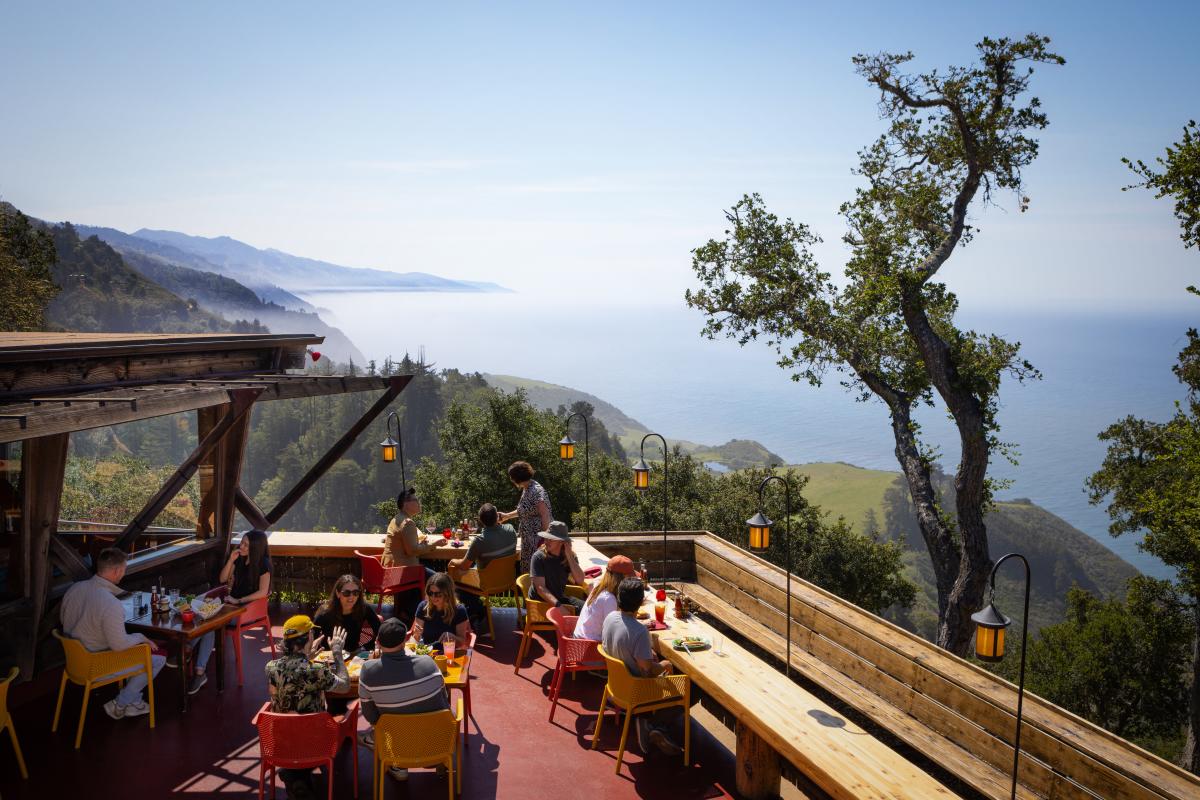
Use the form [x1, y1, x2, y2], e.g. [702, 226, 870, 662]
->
[584, 566, 602, 578]
[647, 620, 669, 631]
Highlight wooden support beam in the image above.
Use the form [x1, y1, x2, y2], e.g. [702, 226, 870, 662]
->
[115, 388, 261, 551]
[736, 717, 782, 799]
[235, 487, 271, 531]
[22, 432, 69, 678]
[215, 409, 251, 550]
[48, 535, 91, 582]
[265, 376, 409, 526]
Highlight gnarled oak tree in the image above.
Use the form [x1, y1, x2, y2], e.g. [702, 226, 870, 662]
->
[686, 35, 1063, 654]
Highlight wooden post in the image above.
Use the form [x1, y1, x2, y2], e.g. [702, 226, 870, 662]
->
[22, 432, 69, 678]
[195, 404, 251, 547]
[736, 719, 782, 800]
[235, 487, 271, 531]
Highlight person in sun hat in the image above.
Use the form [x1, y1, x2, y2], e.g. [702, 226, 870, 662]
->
[528, 520, 588, 613]
[264, 614, 350, 799]
[575, 554, 636, 641]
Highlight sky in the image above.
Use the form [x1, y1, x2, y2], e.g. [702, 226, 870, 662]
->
[2, 1, 1197, 310]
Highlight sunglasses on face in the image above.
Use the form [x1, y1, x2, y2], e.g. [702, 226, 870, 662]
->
[340, 589, 361, 597]
[426, 590, 444, 598]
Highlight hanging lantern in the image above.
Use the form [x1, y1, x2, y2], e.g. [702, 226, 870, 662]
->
[632, 458, 650, 491]
[558, 435, 576, 461]
[746, 510, 773, 552]
[379, 434, 398, 463]
[970, 601, 1011, 662]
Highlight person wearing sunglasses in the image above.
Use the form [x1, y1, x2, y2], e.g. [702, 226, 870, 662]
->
[314, 574, 382, 654]
[409, 572, 470, 651]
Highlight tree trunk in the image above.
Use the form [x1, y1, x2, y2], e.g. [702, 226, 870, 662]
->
[1183, 606, 1200, 773]
[900, 295, 993, 656]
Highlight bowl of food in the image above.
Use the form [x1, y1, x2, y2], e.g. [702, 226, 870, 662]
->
[174, 594, 195, 613]
[635, 609, 650, 620]
[409, 642, 434, 656]
[672, 635, 710, 651]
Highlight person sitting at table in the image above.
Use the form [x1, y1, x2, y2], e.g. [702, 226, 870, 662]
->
[314, 574, 381, 653]
[188, 528, 272, 695]
[264, 615, 349, 799]
[60, 547, 166, 721]
[528, 521, 587, 614]
[382, 487, 436, 571]
[575, 554, 635, 641]
[410, 572, 471, 650]
[601, 577, 685, 757]
[448, 502, 516, 627]
[358, 617, 448, 781]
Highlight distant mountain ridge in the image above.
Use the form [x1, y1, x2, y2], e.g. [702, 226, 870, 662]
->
[132, 228, 512, 295]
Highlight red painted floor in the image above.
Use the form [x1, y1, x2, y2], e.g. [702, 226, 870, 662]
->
[1, 606, 739, 799]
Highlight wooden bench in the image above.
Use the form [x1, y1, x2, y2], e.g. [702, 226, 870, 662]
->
[690, 535, 1200, 800]
[650, 601, 962, 799]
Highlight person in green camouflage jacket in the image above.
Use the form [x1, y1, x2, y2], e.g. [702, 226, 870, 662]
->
[265, 614, 349, 713]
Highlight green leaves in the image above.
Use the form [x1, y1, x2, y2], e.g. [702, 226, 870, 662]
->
[1123, 119, 1200, 252]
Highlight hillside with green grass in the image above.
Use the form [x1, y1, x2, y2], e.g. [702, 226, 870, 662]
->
[484, 373, 784, 469]
[788, 462, 1141, 638]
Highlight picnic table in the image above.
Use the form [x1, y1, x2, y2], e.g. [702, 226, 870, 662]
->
[122, 595, 245, 713]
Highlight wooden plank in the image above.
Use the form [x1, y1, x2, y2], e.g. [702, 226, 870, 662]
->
[694, 536, 1194, 800]
[0, 332, 322, 361]
[21, 433, 69, 679]
[235, 487, 271, 531]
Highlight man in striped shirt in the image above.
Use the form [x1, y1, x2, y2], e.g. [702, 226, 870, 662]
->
[358, 618, 448, 780]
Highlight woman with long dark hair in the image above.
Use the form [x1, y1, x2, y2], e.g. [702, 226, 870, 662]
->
[189, 529, 273, 695]
[314, 574, 381, 652]
[410, 572, 471, 650]
[497, 460, 552, 574]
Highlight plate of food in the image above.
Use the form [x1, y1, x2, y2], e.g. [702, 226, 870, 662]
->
[191, 597, 224, 620]
[636, 609, 650, 620]
[672, 635, 710, 652]
[408, 642, 434, 656]
[173, 594, 196, 613]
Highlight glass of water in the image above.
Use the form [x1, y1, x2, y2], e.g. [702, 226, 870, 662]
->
[713, 633, 725, 656]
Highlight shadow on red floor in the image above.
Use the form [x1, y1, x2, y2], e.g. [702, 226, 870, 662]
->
[1, 605, 739, 799]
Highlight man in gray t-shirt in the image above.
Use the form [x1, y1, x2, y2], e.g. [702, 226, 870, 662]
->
[450, 503, 518, 624]
[600, 578, 684, 756]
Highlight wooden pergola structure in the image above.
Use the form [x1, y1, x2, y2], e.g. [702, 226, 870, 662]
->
[0, 332, 410, 679]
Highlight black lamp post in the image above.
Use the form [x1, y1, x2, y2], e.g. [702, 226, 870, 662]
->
[632, 432, 668, 590]
[379, 410, 406, 489]
[747, 475, 793, 678]
[971, 553, 1031, 800]
[558, 412, 590, 543]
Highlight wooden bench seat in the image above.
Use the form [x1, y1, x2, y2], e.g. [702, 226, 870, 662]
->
[689, 535, 1200, 800]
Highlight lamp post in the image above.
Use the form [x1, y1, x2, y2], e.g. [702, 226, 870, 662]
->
[558, 412, 590, 543]
[632, 432, 668, 591]
[971, 553, 1031, 800]
[379, 410, 406, 489]
[747, 475, 793, 678]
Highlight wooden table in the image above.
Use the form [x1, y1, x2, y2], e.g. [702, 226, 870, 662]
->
[645, 591, 959, 800]
[123, 597, 246, 713]
[254, 529, 508, 561]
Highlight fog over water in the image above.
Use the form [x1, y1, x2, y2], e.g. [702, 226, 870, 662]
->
[303, 289, 1190, 580]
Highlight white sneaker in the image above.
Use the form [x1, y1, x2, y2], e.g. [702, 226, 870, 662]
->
[103, 699, 126, 719]
[121, 700, 151, 718]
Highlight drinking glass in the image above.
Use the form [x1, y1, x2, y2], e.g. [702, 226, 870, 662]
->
[442, 634, 457, 661]
[654, 602, 667, 624]
[714, 633, 725, 656]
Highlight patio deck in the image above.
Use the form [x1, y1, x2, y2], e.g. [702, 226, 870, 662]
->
[0, 604, 742, 800]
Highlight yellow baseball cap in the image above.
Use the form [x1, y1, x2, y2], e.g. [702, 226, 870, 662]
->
[282, 614, 314, 640]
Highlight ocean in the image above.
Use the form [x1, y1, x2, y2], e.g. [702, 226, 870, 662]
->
[300, 289, 1191, 581]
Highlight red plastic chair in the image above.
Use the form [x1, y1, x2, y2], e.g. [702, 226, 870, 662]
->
[253, 701, 360, 799]
[545, 607, 605, 722]
[205, 586, 277, 687]
[355, 550, 424, 614]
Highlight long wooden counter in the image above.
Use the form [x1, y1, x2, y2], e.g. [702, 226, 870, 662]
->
[249, 529, 478, 560]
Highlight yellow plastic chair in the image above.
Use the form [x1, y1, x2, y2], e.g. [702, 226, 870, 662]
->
[51, 630, 156, 749]
[454, 553, 517, 639]
[591, 644, 691, 773]
[1, 666, 27, 779]
[512, 574, 585, 675]
[372, 698, 464, 800]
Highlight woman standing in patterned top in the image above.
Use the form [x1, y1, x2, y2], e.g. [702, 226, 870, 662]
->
[498, 460, 552, 574]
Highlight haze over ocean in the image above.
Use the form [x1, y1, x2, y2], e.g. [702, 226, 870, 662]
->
[302, 289, 1187, 581]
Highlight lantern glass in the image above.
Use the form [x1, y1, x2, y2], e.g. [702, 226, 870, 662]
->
[748, 525, 770, 551]
[974, 624, 1006, 662]
[380, 437, 398, 463]
[633, 468, 649, 490]
[560, 442, 575, 460]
